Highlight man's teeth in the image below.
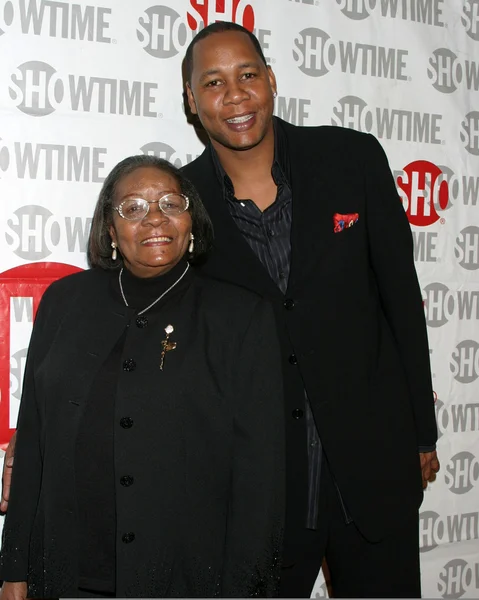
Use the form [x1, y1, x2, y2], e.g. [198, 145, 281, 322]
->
[227, 114, 254, 124]
[142, 236, 172, 244]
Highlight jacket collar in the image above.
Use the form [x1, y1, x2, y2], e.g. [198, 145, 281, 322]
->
[186, 118, 330, 299]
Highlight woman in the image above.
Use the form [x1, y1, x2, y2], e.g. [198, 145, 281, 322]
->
[0, 156, 284, 598]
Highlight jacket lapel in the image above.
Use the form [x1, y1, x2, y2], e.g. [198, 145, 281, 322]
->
[185, 121, 336, 300]
[185, 150, 283, 302]
[282, 121, 335, 294]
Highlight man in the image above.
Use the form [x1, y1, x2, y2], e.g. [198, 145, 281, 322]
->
[182, 21, 440, 598]
[2, 21, 439, 599]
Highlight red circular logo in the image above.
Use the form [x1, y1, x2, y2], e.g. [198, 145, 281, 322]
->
[187, 0, 255, 32]
[0, 262, 83, 448]
[397, 160, 449, 227]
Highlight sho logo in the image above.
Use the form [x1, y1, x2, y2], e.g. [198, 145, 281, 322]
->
[274, 95, 311, 126]
[0, 136, 106, 181]
[455, 226, 479, 271]
[420, 510, 479, 552]
[293, 29, 408, 79]
[331, 96, 443, 144]
[462, 0, 479, 41]
[9, 61, 159, 118]
[396, 161, 449, 226]
[137, 3, 262, 62]
[337, 0, 445, 25]
[336, 0, 375, 20]
[6, 205, 59, 260]
[394, 164, 478, 211]
[438, 558, 479, 599]
[436, 398, 479, 438]
[137, 5, 192, 59]
[444, 452, 479, 494]
[0, 262, 82, 445]
[293, 28, 334, 77]
[0, 0, 111, 41]
[9, 61, 63, 117]
[140, 142, 199, 168]
[187, 0, 255, 32]
[460, 111, 479, 155]
[450, 340, 479, 383]
[428, 48, 479, 93]
[5, 205, 92, 260]
[422, 283, 479, 327]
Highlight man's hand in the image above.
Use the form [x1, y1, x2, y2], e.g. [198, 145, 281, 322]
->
[0, 582, 27, 600]
[420, 450, 440, 489]
[1, 432, 17, 513]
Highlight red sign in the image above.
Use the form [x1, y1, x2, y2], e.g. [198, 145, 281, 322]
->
[397, 160, 450, 227]
[0, 262, 83, 449]
[187, 0, 255, 32]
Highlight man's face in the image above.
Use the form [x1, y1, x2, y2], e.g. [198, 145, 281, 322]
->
[187, 30, 277, 153]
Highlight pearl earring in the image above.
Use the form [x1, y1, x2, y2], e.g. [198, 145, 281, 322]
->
[188, 234, 194, 254]
[273, 92, 277, 98]
[111, 242, 117, 261]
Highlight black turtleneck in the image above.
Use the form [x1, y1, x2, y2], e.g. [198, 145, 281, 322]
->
[75, 259, 189, 595]
[117, 258, 189, 310]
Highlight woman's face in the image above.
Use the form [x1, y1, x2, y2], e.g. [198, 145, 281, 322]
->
[109, 166, 192, 278]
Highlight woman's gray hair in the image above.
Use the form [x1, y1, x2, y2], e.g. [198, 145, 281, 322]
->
[87, 155, 214, 270]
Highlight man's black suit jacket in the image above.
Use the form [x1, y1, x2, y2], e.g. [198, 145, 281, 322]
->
[182, 118, 437, 552]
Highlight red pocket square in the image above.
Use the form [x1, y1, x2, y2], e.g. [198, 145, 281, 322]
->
[333, 212, 359, 233]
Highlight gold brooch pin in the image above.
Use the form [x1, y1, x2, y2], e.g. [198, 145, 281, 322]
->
[160, 324, 177, 370]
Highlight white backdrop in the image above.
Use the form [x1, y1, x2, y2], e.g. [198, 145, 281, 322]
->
[0, 1, 478, 597]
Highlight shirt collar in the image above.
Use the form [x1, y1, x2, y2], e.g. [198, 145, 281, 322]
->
[209, 116, 290, 199]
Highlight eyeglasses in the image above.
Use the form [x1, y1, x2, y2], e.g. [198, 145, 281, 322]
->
[113, 194, 189, 221]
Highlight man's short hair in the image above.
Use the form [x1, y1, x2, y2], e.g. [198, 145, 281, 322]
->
[184, 21, 268, 84]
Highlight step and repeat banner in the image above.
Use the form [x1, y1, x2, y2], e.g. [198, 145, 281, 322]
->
[0, 0, 478, 597]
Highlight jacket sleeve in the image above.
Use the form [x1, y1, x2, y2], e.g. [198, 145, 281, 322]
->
[0, 285, 58, 582]
[221, 298, 285, 598]
[363, 133, 437, 447]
